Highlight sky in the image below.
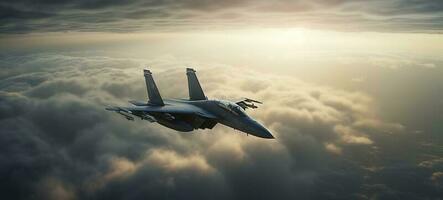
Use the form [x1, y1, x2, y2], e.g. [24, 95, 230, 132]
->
[1, 0, 443, 200]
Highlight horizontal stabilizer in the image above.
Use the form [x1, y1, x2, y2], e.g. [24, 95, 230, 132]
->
[128, 100, 148, 106]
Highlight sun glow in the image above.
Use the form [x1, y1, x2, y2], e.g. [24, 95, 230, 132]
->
[2, 28, 442, 61]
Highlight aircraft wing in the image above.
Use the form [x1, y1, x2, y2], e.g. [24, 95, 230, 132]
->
[105, 106, 138, 121]
[235, 98, 263, 109]
[106, 104, 217, 121]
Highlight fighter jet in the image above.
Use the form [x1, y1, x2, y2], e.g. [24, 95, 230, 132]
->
[106, 68, 274, 139]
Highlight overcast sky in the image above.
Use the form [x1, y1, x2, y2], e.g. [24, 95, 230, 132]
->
[1, 0, 443, 33]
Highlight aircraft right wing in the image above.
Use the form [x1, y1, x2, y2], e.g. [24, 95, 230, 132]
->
[235, 98, 263, 109]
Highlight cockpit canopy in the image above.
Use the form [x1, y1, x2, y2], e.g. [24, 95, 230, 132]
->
[217, 100, 246, 116]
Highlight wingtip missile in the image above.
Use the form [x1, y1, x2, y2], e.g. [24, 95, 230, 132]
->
[245, 98, 263, 104]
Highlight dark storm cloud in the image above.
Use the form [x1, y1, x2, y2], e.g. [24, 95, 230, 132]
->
[0, 5, 53, 20]
[347, 0, 443, 16]
[1, 52, 441, 199]
[0, 0, 442, 33]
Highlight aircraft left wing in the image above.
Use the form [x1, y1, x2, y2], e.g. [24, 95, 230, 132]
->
[106, 104, 217, 121]
[235, 98, 263, 109]
[105, 106, 138, 121]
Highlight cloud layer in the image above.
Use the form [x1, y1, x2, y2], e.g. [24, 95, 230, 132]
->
[1, 0, 443, 33]
[1, 52, 442, 199]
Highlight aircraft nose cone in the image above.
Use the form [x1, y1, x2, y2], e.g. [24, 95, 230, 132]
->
[248, 118, 274, 139]
[257, 126, 274, 139]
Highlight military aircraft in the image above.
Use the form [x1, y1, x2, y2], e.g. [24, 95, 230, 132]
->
[106, 68, 274, 139]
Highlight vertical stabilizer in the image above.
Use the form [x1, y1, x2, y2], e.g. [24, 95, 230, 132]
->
[186, 68, 207, 100]
[144, 69, 164, 106]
